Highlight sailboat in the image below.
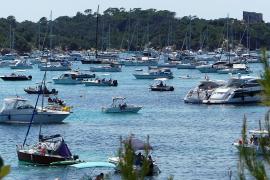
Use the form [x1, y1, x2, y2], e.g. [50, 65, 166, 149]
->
[81, 6, 104, 64]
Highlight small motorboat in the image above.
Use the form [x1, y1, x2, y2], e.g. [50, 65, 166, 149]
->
[150, 78, 174, 91]
[108, 135, 161, 176]
[24, 85, 58, 95]
[17, 134, 80, 165]
[102, 97, 142, 113]
[83, 74, 118, 87]
[0, 73, 32, 81]
[233, 129, 270, 155]
[39, 62, 71, 71]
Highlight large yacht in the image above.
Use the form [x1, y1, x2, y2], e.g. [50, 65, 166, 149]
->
[184, 78, 225, 104]
[0, 97, 70, 124]
[203, 75, 262, 104]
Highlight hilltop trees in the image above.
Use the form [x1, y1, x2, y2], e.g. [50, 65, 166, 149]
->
[0, 8, 269, 53]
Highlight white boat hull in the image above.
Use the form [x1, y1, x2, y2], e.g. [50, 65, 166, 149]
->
[0, 110, 70, 124]
[102, 106, 142, 113]
[53, 78, 82, 85]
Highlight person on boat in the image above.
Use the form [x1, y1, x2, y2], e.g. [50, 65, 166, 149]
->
[159, 81, 163, 87]
[48, 97, 53, 103]
[135, 152, 143, 166]
[147, 155, 154, 176]
[95, 173, 104, 180]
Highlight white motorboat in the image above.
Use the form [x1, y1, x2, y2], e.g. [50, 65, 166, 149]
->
[203, 75, 262, 104]
[133, 68, 174, 79]
[102, 97, 142, 113]
[184, 78, 225, 104]
[217, 64, 252, 74]
[196, 61, 231, 73]
[233, 129, 270, 154]
[39, 62, 71, 71]
[90, 63, 121, 72]
[52, 72, 82, 85]
[10, 59, 33, 69]
[0, 97, 70, 124]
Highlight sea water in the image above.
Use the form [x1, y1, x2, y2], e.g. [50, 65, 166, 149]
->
[0, 61, 266, 180]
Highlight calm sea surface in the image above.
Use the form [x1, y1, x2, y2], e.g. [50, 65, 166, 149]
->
[0, 59, 267, 180]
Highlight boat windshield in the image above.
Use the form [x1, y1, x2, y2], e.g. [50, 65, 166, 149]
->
[2, 98, 33, 110]
[15, 100, 34, 109]
[226, 78, 246, 88]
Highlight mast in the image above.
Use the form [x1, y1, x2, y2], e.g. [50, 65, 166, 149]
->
[95, 5, 99, 59]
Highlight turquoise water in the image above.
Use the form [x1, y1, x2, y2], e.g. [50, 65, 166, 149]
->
[0, 62, 267, 179]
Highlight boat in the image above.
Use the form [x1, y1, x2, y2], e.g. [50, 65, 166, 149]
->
[17, 134, 80, 165]
[0, 73, 32, 81]
[122, 57, 159, 66]
[233, 129, 270, 154]
[39, 62, 71, 71]
[52, 72, 83, 85]
[203, 75, 262, 104]
[90, 63, 122, 72]
[0, 97, 70, 123]
[196, 61, 231, 73]
[217, 64, 252, 74]
[24, 85, 58, 95]
[83, 74, 118, 87]
[133, 68, 174, 79]
[108, 135, 161, 176]
[184, 78, 225, 104]
[150, 78, 174, 91]
[10, 59, 33, 69]
[176, 61, 207, 69]
[102, 97, 142, 113]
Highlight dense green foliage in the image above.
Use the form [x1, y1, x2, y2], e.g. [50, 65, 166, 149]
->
[0, 8, 270, 53]
[238, 50, 270, 179]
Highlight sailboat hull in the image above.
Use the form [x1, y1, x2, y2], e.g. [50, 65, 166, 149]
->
[17, 150, 67, 165]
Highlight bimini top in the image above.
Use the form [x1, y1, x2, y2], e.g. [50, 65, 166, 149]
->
[4, 97, 28, 103]
[70, 162, 116, 169]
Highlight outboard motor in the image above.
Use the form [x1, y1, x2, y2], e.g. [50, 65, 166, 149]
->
[28, 75, 32, 80]
[113, 80, 118, 86]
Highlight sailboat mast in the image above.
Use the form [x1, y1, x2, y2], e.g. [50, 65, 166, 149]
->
[95, 5, 99, 59]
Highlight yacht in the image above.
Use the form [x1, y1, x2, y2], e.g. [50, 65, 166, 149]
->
[203, 75, 262, 104]
[122, 57, 159, 66]
[102, 97, 142, 113]
[184, 78, 225, 104]
[133, 68, 174, 79]
[53, 72, 82, 84]
[0, 97, 70, 124]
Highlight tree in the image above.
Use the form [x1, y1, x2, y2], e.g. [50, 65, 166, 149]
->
[238, 50, 270, 179]
[0, 156, 10, 179]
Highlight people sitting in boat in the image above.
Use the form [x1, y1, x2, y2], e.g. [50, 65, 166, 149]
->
[119, 103, 127, 110]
